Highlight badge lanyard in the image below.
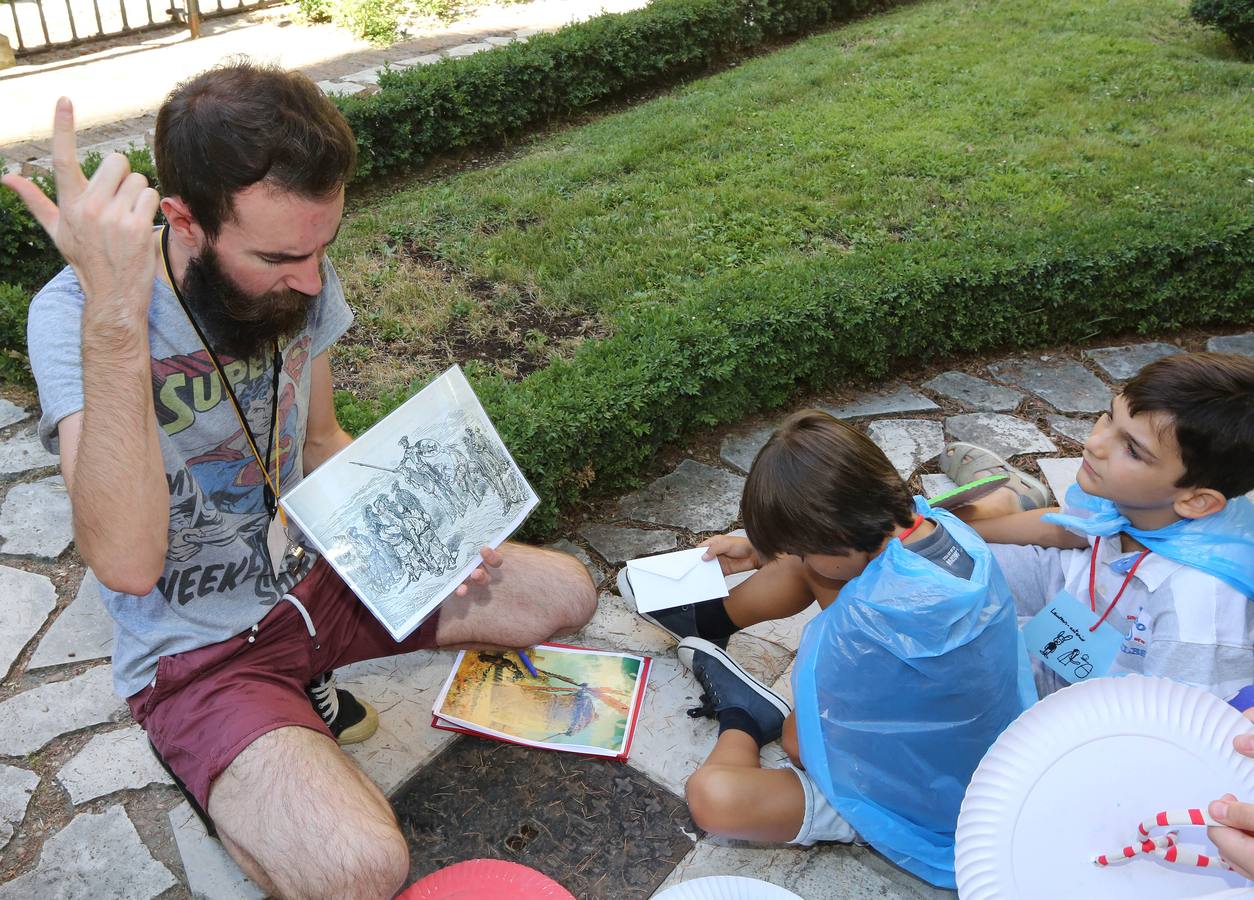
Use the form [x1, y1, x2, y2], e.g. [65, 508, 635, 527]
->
[160, 225, 287, 530]
[1087, 536, 1151, 631]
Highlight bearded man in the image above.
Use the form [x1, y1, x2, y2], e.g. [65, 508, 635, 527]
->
[4, 62, 596, 899]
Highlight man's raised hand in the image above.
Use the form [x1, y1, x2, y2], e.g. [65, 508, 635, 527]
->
[0, 97, 159, 318]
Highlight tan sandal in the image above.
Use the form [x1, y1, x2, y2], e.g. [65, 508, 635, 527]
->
[938, 442, 1051, 508]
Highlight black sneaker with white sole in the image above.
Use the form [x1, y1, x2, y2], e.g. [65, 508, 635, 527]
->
[618, 568, 730, 649]
[677, 636, 791, 746]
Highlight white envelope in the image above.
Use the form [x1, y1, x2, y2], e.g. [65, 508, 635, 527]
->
[625, 547, 729, 614]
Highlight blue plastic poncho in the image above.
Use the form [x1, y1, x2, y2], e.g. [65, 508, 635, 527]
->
[1043, 484, 1254, 598]
[792, 498, 1036, 889]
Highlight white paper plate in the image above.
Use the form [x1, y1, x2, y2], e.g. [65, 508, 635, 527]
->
[956, 675, 1254, 899]
[653, 875, 803, 900]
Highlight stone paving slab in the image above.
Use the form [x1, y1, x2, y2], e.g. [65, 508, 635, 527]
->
[0, 664, 127, 756]
[0, 399, 27, 430]
[0, 805, 176, 900]
[919, 473, 958, 502]
[719, 423, 777, 475]
[988, 357, 1112, 414]
[169, 801, 267, 900]
[1083, 342, 1182, 381]
[922, 371, 1023, 412]
[819, 385, 938, 420]
[618, 460, 745, 534]
[1037, 457, 1082, 507]
[0, 427, 58, 477]
[867, 419, 945, 480]
[0, 564, 56, 677]
[627, 656, 720, 797]
[337, 650, 459, 796]
[545, 538, 608, 586]
[943, 413, 1055, 459]
[1046, 415, 1094, 446]
[0, 474, 73, 557]
[655, 840, 952, 898]
[27, 571, 114, 671]
[579, 523, 678, 566]
[56, 725, 172, 804]
[1207, 333, 1254, 356]
[0, 764, 39, 850]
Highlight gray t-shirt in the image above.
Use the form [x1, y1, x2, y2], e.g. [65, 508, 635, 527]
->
[27, 259, 353, 698]
[905, 519, 975, 580]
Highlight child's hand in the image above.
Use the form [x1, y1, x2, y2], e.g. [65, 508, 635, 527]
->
[1208, 793, 1254, 880]
[1206, 707, 1254, 879]
[699, 534, 761, 576]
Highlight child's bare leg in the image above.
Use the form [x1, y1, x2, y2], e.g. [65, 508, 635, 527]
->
[686, 731, 806, 842]
[723, 554, 820, 628]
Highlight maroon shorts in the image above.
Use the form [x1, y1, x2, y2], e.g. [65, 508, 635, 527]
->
[127, 558, 440, 809]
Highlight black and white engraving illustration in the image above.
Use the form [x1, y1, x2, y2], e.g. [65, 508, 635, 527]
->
[280, 367, 538, 640]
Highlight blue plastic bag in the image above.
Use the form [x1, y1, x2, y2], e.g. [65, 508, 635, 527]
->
[792, 498, 1035, 889]
[1044, 484, 1254, 597]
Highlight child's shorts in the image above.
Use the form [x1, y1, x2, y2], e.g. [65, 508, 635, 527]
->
[783, 763, 858, 846]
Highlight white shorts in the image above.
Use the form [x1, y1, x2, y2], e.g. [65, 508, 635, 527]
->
[784, 763, 858, 846]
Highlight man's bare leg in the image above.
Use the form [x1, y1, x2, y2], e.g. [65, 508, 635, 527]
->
[207, 727, 410, 900]
[435, 541, 597, 648]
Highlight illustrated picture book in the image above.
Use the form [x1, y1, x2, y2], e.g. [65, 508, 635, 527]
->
[280, 365, 539, 641]
[431, 644, 652, 760]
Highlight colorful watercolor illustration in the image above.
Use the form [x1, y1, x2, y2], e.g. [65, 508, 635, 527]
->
[433, 646, 648, 756]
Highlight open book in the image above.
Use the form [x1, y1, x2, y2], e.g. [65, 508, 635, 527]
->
[280, 365, 538, 641]
[431, 644, 652, 760]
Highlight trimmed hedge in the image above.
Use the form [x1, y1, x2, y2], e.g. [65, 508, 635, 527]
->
[336, 221, 1254, 536]
[1191, 0, 1254, 58]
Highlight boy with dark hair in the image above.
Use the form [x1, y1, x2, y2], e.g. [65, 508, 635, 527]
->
[943, 351, 1254, 699]
[622, 411, 1033, 888]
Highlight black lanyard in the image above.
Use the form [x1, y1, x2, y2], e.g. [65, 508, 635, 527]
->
[160, 225, 284, 521]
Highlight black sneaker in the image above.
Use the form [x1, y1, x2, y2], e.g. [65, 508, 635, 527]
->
[618, 568, 729, 649]
[306, 672, 379, 745]
[677, 636, 790, 745]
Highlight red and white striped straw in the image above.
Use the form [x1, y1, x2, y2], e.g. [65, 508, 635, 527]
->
[1092, 809, 1233, 872]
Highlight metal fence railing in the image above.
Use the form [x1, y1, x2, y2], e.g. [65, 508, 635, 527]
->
[3, 0, 280, 57]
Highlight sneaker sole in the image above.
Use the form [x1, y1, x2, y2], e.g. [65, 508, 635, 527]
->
[335, 699, 380, 746]
[677, 636, 792, 719]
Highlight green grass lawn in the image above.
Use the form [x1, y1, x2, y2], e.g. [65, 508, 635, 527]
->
[332, 0, 1251, 396]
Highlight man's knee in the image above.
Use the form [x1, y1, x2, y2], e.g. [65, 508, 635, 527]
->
[544, 550, 598, 633]
[332, 825, 409, 900]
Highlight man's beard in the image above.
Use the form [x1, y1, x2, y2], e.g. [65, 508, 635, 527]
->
[180, 245, 313, 361]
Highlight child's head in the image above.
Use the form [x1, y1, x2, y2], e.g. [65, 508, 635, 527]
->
[743, 410, 914, 580]
[1079, 352, 1254, 523]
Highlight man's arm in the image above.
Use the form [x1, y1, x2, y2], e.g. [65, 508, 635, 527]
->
[965, 507, 1088, 550]
[4, 99, 169, 595]
[302, 351, 352, 473]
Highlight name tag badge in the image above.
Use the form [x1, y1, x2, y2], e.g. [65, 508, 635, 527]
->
[1022, 590, 1122, 684]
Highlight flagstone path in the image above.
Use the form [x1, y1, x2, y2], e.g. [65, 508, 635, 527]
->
[0, 331, 1249, 897]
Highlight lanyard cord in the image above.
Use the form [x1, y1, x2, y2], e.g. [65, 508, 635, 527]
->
[1087, 536, 1150, 632]
[160, 226, 286, 526]
[897, 514, 925, 543]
